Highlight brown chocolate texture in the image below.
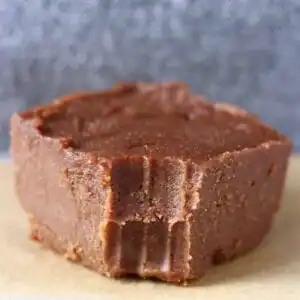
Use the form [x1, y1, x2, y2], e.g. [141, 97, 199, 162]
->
[10, 82, 292, 283]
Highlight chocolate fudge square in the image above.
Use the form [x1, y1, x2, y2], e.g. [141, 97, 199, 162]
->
[10, 82, 292, 283]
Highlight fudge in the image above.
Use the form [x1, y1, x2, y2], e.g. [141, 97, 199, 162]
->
[10, 82, 292, 283]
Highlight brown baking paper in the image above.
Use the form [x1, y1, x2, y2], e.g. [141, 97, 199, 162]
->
[0, 159, 299, 299]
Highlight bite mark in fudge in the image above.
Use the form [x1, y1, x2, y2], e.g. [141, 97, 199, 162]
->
[10, 82, 292, 283]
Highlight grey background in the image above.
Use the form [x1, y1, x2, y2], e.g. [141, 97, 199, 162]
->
[0, 0, 299, 152]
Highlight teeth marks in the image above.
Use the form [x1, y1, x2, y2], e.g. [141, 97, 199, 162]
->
[179, 160, 188, 216]
[142, 156, 150, 199]
[103, 220, 191, 280]
[169, 221, 189, 277]
[119, 221, 144, 274]
[187, 163, 203, 211]
[102, 221, 121, 274]
[138, 225, 147, 276]
[185, 219, 192, 278]
[138, 157, 151, 274]
[102, 157, 193, 280]
[142, 222, 169, 276]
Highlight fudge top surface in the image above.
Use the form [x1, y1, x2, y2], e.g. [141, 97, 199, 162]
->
[18, 82, 284, 162]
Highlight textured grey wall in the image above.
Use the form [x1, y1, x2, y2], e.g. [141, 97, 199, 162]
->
[1, 0, 299, 151]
